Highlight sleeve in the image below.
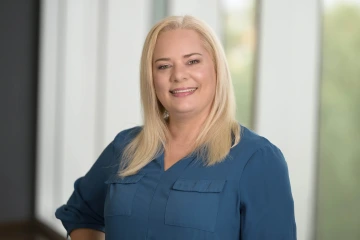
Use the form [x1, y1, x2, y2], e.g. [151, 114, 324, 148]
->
[55, 139, 116, 236]
[239, 144, 297, 240]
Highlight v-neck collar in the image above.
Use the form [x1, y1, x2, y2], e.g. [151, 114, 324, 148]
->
[155, 151, 196, 173]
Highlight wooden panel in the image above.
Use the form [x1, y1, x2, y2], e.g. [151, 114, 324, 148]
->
[0, 220, 64, 240]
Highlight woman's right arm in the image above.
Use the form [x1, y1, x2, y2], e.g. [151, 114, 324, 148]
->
[70, 228, 105, 240]
[55, 127, 141, 238]
[55, 138, 117, 237]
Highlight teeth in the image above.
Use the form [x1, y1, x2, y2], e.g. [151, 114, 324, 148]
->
[172, 88, 197, 94]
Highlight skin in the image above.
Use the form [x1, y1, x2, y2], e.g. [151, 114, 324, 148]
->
[70, 228, 105, 239]
[152, 29, 217, 170]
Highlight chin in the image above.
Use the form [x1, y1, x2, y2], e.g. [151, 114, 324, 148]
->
[170, 107, 196, 116]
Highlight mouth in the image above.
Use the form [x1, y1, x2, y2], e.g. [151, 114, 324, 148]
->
[169, 87, 198, 94]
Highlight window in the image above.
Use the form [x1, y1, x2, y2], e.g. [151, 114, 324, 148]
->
[316, 1, 360, 239]
[222, 0, 257, 127]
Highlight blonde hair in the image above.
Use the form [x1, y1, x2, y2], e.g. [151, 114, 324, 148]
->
[119, 15, 240, 177]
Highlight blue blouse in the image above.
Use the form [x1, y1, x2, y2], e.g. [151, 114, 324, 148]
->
[55, 125, 297, 239]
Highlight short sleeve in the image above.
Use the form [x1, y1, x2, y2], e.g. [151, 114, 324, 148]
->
[55, 140, 116, 236]
[239, 144, 297, 240]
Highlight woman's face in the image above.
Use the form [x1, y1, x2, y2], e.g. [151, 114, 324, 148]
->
[152, 29, 216, 120]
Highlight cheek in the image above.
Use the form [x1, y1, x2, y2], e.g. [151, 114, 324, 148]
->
[193, 68, 216, 90]
[153, 78, 168, 99]
[207, 67, 217, 92]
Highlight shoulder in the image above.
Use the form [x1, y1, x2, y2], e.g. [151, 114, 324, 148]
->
[113, 126, 143, 144]
[237, 124, 273, 149]
[236, 126, 292, 198]
[233, 125, 288, 174]
[112, 126, 143, 155]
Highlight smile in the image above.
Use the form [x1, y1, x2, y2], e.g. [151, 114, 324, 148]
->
[169, 87, 198, 94]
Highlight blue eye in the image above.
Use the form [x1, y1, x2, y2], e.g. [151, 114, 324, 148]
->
[188, 59, 200, 65]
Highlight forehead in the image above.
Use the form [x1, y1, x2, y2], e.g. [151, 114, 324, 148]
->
[153, 29, 205, 57]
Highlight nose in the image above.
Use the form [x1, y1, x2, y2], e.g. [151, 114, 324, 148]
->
[171, 63, 188, 82]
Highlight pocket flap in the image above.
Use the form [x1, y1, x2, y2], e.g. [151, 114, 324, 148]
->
[172, 179, 226, 193]
[105, 173, 145, 184]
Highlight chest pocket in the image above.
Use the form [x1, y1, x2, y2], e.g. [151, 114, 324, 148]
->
[104, 173, 145, 217]
[165, 179, 226, 232]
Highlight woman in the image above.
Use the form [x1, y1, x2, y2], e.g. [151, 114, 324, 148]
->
[56, 15, 297, 240]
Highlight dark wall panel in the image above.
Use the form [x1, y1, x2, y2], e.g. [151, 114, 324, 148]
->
[0, 0, 39, 222]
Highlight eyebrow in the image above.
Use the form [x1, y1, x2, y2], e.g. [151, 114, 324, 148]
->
[154, 52, 202, 63]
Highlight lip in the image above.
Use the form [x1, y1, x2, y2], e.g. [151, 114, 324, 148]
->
[169, 87, 198, 93]
[169, 87, 198, 97]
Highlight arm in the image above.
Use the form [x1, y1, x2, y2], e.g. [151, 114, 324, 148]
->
[70, 228, 105, 240]
[55, 140, 116, 236]
[239, 144, 297, 240]
[55, 127, 141, 237]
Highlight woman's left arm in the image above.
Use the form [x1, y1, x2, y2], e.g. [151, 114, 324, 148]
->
[239, 144, 297, 240]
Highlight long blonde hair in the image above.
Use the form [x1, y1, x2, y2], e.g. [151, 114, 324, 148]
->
[119, 15, 240, 177]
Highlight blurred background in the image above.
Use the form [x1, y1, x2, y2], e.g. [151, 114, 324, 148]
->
[0, 0, 359, 239]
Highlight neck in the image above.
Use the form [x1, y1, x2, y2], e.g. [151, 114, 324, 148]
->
[167, 111, 208, 145]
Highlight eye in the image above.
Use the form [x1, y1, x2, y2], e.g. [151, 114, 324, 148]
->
[188, 59, 200, 65]
[158, 64, 170, 70]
